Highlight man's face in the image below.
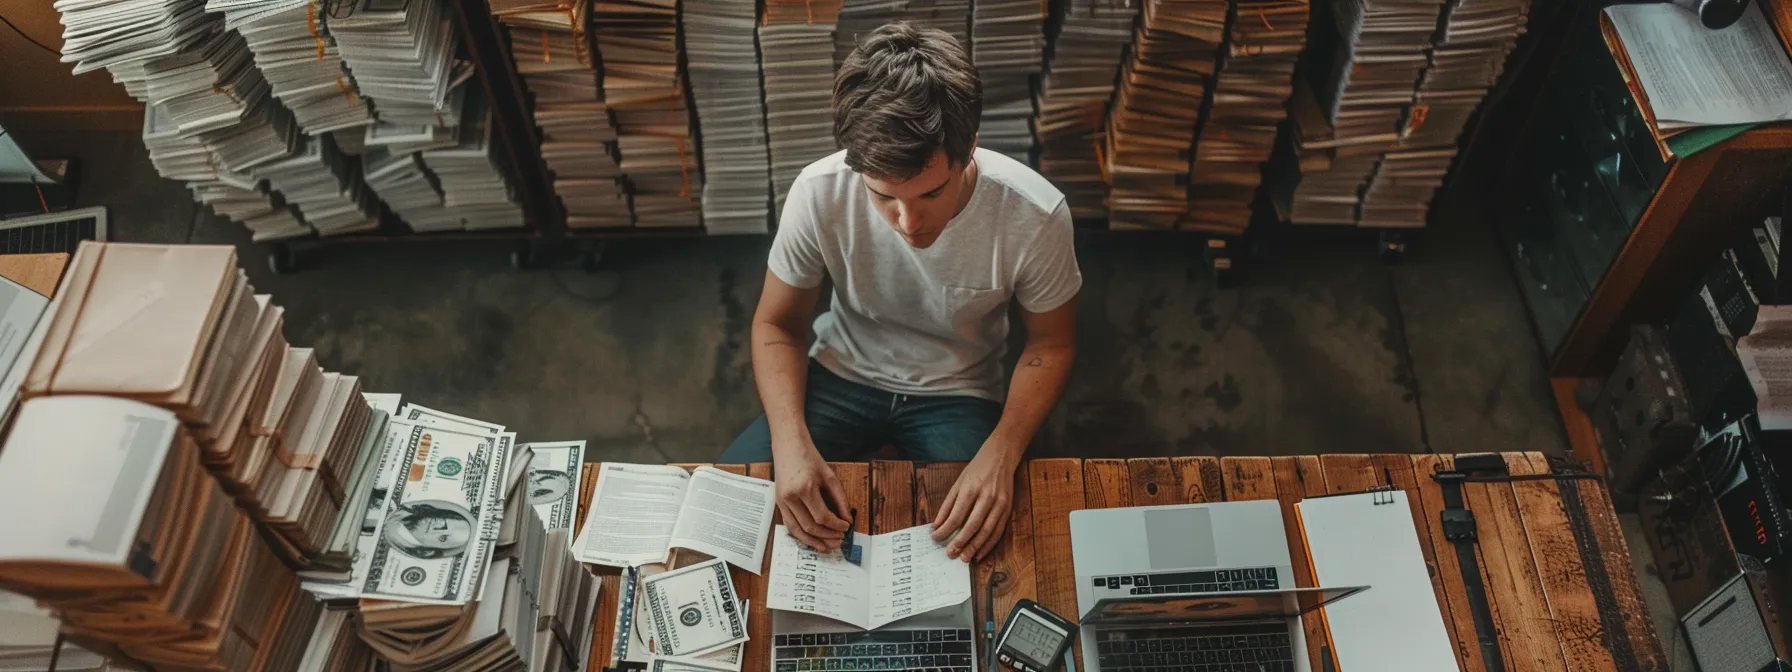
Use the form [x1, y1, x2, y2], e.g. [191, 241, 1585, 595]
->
[408, 513, 472, 552]
[862, 146, 974, 249]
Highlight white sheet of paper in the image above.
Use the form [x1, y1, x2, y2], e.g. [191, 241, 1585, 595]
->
[1741, 305, 1792, 429]
[574, 464, 690, 567]
[669, 467, 776, 574]
[1605, 3, 1792, 127]
[766, 523, 971, 630]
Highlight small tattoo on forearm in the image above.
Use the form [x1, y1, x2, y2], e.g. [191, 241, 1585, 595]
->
[762, 340, 803, 349]
[1024, 356, 1044, 368]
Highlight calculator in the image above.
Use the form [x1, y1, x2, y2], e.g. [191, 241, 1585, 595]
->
[995, 599, 1077, 672]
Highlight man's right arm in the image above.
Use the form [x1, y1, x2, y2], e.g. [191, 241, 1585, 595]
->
[751, 271, 851, 550]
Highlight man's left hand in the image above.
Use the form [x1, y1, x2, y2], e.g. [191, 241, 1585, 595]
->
[930, 444, 1020, 562]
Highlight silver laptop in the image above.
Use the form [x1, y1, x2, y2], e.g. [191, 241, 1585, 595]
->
[1071, 501, 1366, 672]
[772, 602, 979, 672]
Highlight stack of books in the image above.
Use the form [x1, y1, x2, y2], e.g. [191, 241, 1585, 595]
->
[760, 5, 844, 211]
[687, 0, 776, 234]
[492, 0, 633, 229]
[595, 0, 703, 228]
[1184, 0, 1309, 233]
[973, 0, 1046, 162]
[1102, 0, 1227, 229]
[1035, 0, 1139, 218]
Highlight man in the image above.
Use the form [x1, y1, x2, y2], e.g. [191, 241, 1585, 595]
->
[719, 22, 1080, 564]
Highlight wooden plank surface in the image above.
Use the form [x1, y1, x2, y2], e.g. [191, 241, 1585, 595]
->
[745, 462, 775, 672]
[869, 461, 914, 533]
[1083, 459, 1131, 509]
[1126, 457, 1182, 506]
[0, 252, 67, 296]
[1170, 456, 1223, 502]
[1029, 459, 1085, 666]
[573, 454, 1656, 672]
[1271, 456, 1332, 672]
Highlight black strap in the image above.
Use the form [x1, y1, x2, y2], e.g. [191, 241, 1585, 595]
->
[1437, 471, 1506, 672]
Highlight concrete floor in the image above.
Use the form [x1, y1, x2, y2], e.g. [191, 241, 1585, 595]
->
[11, 129, 1570, 463]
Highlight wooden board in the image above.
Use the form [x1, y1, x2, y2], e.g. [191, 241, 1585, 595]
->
[1511, 472, 1619, 671]
[833, 462, 872, 535]
[1219, 457, 1275, 501]
[1467, 457, 1569, 672]
[1126, 457, 1182, 505]
[0, 252, 67, 296]
[1029, 459, 1085, 665]
[870, 461, 915, 533]
[1272, 456, 1332, 672]
[1083, 459, 1131, 509]
[915, 462, 965, 531]
[1171, 456, 1224, 503]
[1412, 454, 1488, 672]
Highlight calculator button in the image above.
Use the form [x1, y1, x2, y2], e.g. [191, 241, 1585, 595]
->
[1094, 577, 1106, 587]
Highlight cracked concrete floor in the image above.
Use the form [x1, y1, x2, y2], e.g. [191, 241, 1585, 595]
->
[14, 130, 1569, 463]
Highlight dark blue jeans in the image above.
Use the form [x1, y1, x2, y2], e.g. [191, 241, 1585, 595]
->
[719, 360, 1003, 463]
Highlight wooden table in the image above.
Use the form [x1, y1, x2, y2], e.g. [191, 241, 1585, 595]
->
[575, 454, 1665, 672]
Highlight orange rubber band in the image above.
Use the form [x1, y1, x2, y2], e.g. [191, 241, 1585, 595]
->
[676, 137, 692, 197]
[807, 0, 814, 23]
[1407, 105, 1430, 132]
[307, 2, 326, 61]
[1258, 8, 1274, 31]
[335, 74, 356, 102]
[541, 29, 552, 64]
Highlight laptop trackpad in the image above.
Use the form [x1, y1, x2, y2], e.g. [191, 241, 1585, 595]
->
[1145, 508, 1216, 569]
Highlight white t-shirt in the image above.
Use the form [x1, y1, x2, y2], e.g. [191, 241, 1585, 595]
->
[768, 148, 1082, 401]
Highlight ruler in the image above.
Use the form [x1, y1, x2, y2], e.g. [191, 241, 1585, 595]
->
[608, 566, 642, 669]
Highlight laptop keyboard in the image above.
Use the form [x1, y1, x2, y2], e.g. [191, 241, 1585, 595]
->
[1092, 567, 1280, 596]
[1096, 623, 1294, 672]
[774, 628, 976, 672]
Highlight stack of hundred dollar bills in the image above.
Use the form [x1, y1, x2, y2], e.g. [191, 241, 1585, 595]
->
[302, 401, 600, 672]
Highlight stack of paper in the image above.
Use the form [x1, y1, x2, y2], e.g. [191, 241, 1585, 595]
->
[207, 0, 376, 134]
[0, 395, 320, 671]
[423, 84, 527, 230]
[365, 146, 461, 232]
[144, 101, 225, 181]
[55, 0, 216, 77]
[491, 0, 633, 229]
[1103, 0, 1226, 229]
[1184, 0, 1309, 233]
[765, 0, 845, 25]
[254, 134, 383, 236]
[835, 0, 902, 64]
[973, 0, 1046, 162]
[759, 22, 840, 211]
[1034, 0, 1138, 218]
[124, 27, 271, 136]
[296, 608, 379, 671]
[189, 174, 315, 241]
[594, 0, 702, 228]
[905, 0, 972, 44]
[687, 0, 773, 234]
[332, 0, 463, 129]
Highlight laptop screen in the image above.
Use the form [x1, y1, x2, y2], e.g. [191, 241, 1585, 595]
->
[1081, 587, 1368, 626]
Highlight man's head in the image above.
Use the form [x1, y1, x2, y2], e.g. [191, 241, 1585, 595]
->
[834, 22, 982, 248]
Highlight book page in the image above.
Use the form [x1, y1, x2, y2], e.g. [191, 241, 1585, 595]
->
[766, 525, 872, 629]
[1605, 3, 1792, 127]
[573, 464, 690, 567]
[669, 466, 776, 573]
[866, 525, 973, 629]
[1741, 306, 1792, 429]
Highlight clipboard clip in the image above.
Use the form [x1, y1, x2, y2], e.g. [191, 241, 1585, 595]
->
[1367, 484, 1396, 506]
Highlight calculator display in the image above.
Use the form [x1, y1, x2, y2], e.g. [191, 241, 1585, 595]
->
[1004, 611, 1068, 667]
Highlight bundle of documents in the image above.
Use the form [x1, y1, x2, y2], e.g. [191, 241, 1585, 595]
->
[332, 0, 464, 129]
[765, 0, 845, 25]
[1034, 0, 1138, 218]
[365, 146, 462, 232]
[202, 95, 304, 173]
[192, 176, 317, 241]
[1604, 3, 1792, 133]
[145, 102, 226, 182]
[904, 0, 972, 44]
[55, 0, 216, 76]
[1184, 0, 1308, 234]
[422, 85, 527, 230]
[0, 589, 122, 672]
[255, 134, 383, 236]
[973, 0, 1045, 162]
[687, 0, 773, 234]
[1103, 0, 1227, 229]
[1405, 0, 1525, 148]
[834, 0, 902, 64]
[207, 0, 377, 134]
[0, 395, 320, 671]
[759, 22, 841, 210]
[122, 26, 272, 136]
[593, 0, 702, 228]
[490, 0, 632, 229]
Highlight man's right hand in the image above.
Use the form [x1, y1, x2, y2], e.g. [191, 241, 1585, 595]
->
[771, 437, 852, 551]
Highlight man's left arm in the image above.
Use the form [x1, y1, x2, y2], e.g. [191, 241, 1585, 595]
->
[931, 204, 1082, 562]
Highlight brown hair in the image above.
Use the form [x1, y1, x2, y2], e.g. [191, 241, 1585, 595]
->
[832, 22, 982, 181]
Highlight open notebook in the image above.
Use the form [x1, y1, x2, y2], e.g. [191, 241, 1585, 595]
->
[1296, 490, 1459, 672]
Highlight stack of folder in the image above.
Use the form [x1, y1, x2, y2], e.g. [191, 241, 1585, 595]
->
[594, 0, 703, 228]
[491, 0, 634, 229]
[0, 395, 319, 671]
[1184, 0, 1309, 234]
[1102, 0, 1227, 229]
[759, 18, 842, 211]
[1034, 0, 1138, 218]
[19, 242, 383, 574]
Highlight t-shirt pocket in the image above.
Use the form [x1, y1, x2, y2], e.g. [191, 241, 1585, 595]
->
[940, 285, 1006, 341]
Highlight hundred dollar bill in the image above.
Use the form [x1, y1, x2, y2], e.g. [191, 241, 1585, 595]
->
[304, 416, 418, 600]
[642, 558, 747, 656]
[399, 402, 505, 437]
[358, 421, 509, 604]
[520, 441, 585, 531]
